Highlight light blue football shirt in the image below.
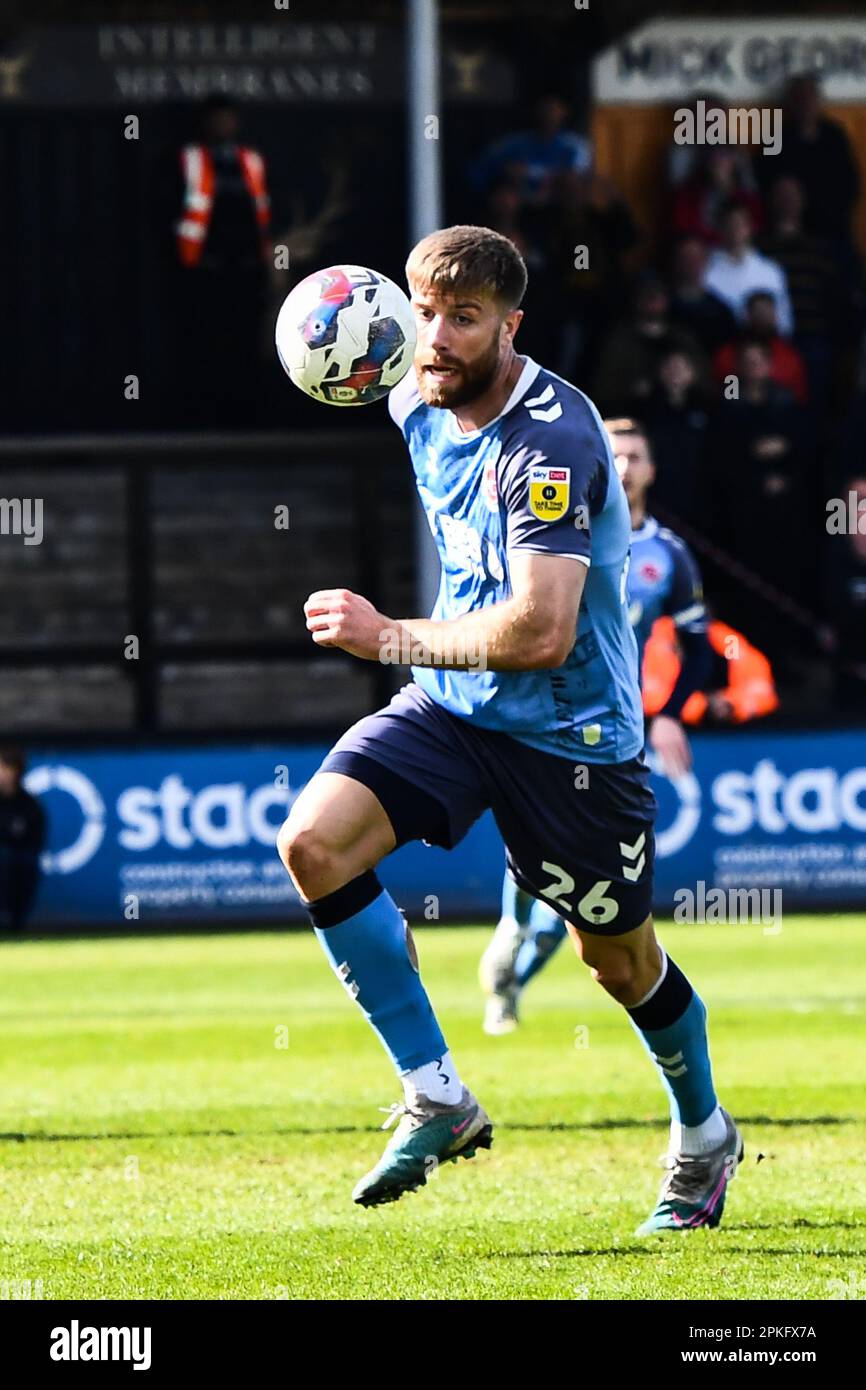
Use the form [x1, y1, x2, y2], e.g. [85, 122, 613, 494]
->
[628, 516, 708, 663]
[388, 355, 644, 763]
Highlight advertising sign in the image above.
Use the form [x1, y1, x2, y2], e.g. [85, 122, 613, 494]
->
[20, 729, 866, 928]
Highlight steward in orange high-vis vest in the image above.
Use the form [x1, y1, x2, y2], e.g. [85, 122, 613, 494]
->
[643, 616, 779, 725]
[176, 143, 271, 268]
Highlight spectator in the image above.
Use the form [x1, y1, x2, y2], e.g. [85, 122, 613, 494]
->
[669, 235, 738, 354]
[666, 92, 727, 188]
[548, 170, 638, 382]
[642, 346, 712, 529]
[590, 272, 701, 415]
[485, 180, 541, 268]
[643, 615, 779, 725]
[706, 337, 815, 664]
[0, 748, 46, 933]
[835, 388, 866, 494]
[167, 97, 273, 427]
[671, 147, 764, 245]
[758, 175, 847, 409]
[485, 180, 559, 368]
[713, 291, 809, 403]
[754, 75, 860, 245]
[824, 476, 866, 711]
[469, 94, 591, 208]
[703, 200, 794, 336]
[759, 176, 840, 337]
[174, 97, 271, 272]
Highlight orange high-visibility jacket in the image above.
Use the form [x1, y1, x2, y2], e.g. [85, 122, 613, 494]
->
[176, 144, 271, 267]
[643, 617, 779, 724]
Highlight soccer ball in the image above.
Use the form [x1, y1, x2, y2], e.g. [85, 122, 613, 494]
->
[275, 264, 417, 406]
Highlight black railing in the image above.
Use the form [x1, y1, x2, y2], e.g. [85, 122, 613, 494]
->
[0, 430, 414, 743]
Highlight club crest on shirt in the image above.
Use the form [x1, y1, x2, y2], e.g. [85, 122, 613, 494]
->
[529, 464, 570, 520]
[482, 456, 499, 510]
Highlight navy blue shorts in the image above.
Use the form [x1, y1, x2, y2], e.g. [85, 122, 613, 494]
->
[319, 684, 657, 936]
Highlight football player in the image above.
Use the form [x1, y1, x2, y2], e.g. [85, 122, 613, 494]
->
[277, 227, 741, 1234]
[481, 419, 712, 1035]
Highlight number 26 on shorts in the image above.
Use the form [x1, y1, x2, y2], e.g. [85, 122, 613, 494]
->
[539, 861, 620, 926]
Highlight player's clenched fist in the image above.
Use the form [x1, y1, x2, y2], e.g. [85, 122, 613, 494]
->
[304, 588, 392, 661]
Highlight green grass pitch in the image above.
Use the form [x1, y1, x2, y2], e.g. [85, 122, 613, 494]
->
[0, 916, 864, 1300]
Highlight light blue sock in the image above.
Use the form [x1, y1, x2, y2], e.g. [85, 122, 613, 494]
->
[514, 899, 569, 987]
[309, 872, 446, 1075]
[627, 952, 717, 1127]
[501, 869, 535, 928]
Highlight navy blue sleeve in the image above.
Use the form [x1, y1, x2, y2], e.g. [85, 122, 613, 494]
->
[658, 628, 713, 718]
[662, 532, 707, 632]
[497, 396, 607, 563]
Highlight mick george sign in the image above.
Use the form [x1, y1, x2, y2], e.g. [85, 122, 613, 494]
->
[593, 18, 866, 104]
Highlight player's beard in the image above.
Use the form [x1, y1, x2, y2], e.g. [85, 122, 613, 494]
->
[415, 335, 502, 409]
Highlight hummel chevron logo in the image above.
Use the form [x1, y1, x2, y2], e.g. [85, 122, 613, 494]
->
[524, 383, 563, 423]
[620, 832, 646, 882]
[336, 961, 359, 1000]
[654, 1049, 688, 1078]
[525, 383, 554, 406]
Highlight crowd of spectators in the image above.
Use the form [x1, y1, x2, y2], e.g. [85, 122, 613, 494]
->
[467, 79, 866, 717]
[154, 82, 866, 719]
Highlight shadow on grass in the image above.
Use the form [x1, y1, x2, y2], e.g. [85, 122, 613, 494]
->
[0, 1115, 858, 1145]
[727, 1219, 866, 1232]
[488, 1243, 866, 1260]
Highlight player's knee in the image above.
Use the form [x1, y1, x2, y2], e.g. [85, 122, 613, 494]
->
[585, 942, 651, 1004]
[588, 957, 639, 1003]
[591, 945, 662, 1004]
[277, 820, 335, 904]
[582, 915, 660, 1004]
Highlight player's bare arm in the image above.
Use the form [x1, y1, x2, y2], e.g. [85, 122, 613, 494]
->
[648, 713, 692, 778]
[304, 550, 585, 671]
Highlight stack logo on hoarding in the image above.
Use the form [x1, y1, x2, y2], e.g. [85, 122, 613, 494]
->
[24, 765, 295, 872]
[24, 765, 106, 872]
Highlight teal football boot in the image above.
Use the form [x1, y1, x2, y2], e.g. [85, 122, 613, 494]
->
[352, 1087, 494, 1208]
[636, 1109, 744, 1235]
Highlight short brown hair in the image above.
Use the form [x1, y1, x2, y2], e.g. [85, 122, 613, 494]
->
[604, 416, 649, 447]
[406, 225, 527, 309]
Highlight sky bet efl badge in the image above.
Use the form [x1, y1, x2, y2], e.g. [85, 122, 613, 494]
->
[529, 464, 570, 520]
